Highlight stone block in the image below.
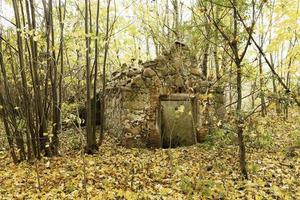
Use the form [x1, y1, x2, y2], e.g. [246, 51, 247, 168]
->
[142, 68, 156, 78]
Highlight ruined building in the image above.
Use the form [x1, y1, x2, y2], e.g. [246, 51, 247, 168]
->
[106, 42, 225, 148]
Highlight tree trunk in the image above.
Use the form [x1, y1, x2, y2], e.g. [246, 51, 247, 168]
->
[233, 0, 248, 179]
[213, 6, 225, 118]
[0, 36, 19, 163]
[85, 0, 97, 153]
[0, 94, 18, 163]
[13, 0, 38, 159]
[202, 12, 210, 79]
[171, 0, 180, 40]
[0, 53, 26, 161]
[236, 60, 248, 179]
[48, 0, 60, 156]
[202, 44, 209, 79]
[92, 0, 100, 139]
[57, 0, 66, 150]
[99, 0, 112, 146]
[270, 55, 281, 114]
[259, 54, 267, 116]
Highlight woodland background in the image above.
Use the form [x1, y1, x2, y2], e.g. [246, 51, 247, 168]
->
[0, 0, 300, 199]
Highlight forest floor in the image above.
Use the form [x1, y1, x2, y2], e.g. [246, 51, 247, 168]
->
[0, 109, 299, 199]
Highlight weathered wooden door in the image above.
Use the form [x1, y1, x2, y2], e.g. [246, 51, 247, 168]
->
[159, 94, 197, 148]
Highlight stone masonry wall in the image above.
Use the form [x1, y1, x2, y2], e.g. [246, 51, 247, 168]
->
[105, 42, 221, 148]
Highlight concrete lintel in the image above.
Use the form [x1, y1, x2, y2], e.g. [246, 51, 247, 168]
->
[159, 93, 196, 101]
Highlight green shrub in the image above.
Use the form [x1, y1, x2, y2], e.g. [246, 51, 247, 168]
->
[206, 124, 234, 147]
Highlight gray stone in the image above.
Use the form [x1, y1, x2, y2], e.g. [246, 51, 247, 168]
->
[127, 68, 140, 77]
[131, 75, 144, 88]
[174, 76, 185, 87]
[142, 68, 156, 78]
[190, 68, 202, 77]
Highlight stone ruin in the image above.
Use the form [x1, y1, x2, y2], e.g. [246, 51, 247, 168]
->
[106, 42, 225, 148]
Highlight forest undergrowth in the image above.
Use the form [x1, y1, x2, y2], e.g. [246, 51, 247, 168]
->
[0, 109, 299, 199]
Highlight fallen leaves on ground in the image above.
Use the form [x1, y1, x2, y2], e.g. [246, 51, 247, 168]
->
[0, 111, 299, 199]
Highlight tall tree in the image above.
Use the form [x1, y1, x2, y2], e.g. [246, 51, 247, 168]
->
[0, 23, 19, 162]
[85, 0, 97, 153]
[57, 0, 67, 140]
[92, 0, 100, 142]
[203, 0, 261, 179]
[99, 0, 112, 146]
[258, 15, 267, 117]
[12, 0, 38, 159]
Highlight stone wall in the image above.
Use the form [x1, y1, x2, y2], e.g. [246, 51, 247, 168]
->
[105, 42, 222, 148]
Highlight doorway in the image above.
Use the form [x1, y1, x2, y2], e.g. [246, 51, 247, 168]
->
[159, 94, 198, 148]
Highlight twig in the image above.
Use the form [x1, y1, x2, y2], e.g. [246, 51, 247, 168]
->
[34, 159, 41, 191]
[0, 36, 18, 52]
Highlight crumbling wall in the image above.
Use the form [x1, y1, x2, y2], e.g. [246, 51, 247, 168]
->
[105, 43, 222, 148]
[105, 85, 149, 147]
